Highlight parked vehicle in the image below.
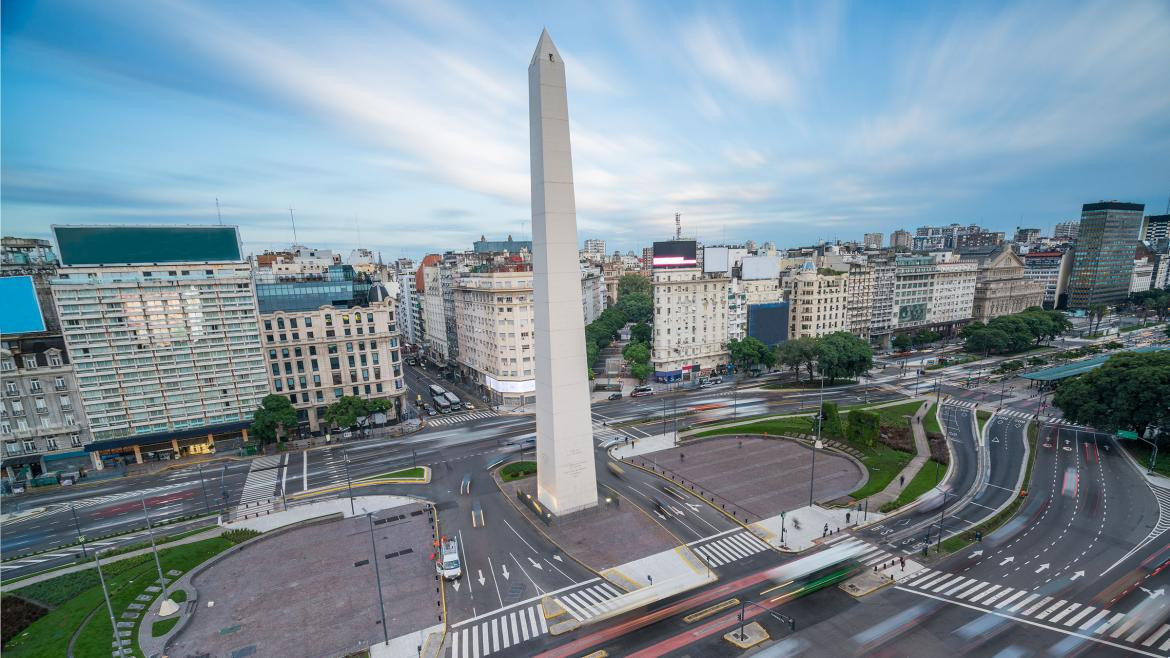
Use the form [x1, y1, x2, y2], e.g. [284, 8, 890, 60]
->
[463, 402, 475, 410]
[631, 385, 654, 397]
[608, 392, 623, 400]
[435, 537, 462, 580]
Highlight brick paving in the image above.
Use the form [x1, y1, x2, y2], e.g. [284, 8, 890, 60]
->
[498, 477, 680, 572]
[637, 436, 865, 520]
[166, 503, 441, 658]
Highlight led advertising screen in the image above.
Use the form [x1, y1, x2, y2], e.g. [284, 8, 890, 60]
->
[0, 276, 47, 334]
[652, 240, 697, 268]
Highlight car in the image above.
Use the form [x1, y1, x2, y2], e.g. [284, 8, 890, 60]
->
[463, 402, 475, 410]
[709, 376, 723, 384]
[608, 392, 622, 400]
[631, 386, 654, 397]
[435, 537, 462, 580]
[427, 408, 437, 417]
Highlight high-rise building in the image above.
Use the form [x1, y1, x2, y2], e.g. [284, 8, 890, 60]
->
[255, 272, 404, 434]
[421, 262, 448, 365]
[1014, 228, 1042, 243]
[583, 239, 606, 262]
[1023, 250, 1072, 309]
[890, 253, 977, 335]
[959, 245, 1045, 322]
[1066, 201, 1144, 309]
[1053, 221, 1080, 241]
[393, 259, 422, 348]
[580, 265, 606, 325]
[454, 266, 535, 408]
[1144, 214, 1170, 244]
[782, 260, 849, 339]
[890, 230, 912, 250]
[50, 225, 268, 466]
[863, 233, 884, 249]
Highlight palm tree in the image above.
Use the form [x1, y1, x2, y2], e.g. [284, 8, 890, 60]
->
[1090, 304, 1108, 335]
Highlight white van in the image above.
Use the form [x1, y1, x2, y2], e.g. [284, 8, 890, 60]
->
[436, 537, 462, 580]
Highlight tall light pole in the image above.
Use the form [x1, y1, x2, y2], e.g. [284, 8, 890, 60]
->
[196, 463, 212, 515]
[70, 502, 88, 559]
[367, 513, 390, 645]
[139, 494, 175, 614]
[94, 550, 124, 656]
[344, 451, 355, 517]
[809, 372, 825, 508]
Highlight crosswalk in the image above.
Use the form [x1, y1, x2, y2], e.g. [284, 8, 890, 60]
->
[238, 455, 281, 506]
[690, 530, 773, 567]
[826, 536, 904, 570]
[427, 411, 499, 427]
[899, 568, 1170, 653]
[46, 482, 187, 511]
[553, 581, 624, 622]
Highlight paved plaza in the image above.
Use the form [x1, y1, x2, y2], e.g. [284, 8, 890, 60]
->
[167, 502, 441, 658]
[633, 436, 865, 521]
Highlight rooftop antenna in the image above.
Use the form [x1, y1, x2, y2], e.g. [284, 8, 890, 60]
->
[215, 198, 223, 225]
[288, 207, 299, 246]
[675, 212, 682, 240]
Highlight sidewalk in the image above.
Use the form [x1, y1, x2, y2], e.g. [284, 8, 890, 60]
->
[608, 432, 676, 459]
[862, 399, 931, 509]
[749, 504, 885, 552]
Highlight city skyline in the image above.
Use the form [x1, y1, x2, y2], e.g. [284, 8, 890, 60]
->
[3, 1, 1170, 255]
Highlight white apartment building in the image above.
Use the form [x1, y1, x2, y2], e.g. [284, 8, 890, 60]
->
[454, 268, 536, 408]
[651, 268, 730, 381]
[823, 253, 876, 340]
[891, 253, 977, 334]
[583, 239, 606, 262]
[393, 259, 422, 347]
[580, 265, 607, 325]
[50, 226, 268, 466]
[422, 263, 449, 364]
[727, 277, 784, 341]
[1022, 251, 1071, 308]
[1131, 257, 1155, 294]
[270, 245, 341, 276]
[783, 261, 849, 339]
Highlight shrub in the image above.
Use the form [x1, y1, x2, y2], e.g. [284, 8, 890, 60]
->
[846, 410, 880, 447]
[221, 529, 261, 545]
[878, 425, 915, 453]
[821, 402, 843, 438]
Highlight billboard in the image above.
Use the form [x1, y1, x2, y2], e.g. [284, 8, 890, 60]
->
[704, 246, 730, 274]
[747, 302, 789, 346]
[0, 276, 47, 334]
[54, 225, 243, 266]
[652, 240, 697, 268]
[741, 255, 780, 280]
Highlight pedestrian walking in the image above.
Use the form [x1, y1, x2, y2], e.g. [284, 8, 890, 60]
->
[900, 556, 905, 571]
[899, 474, 905, 487]
[680, 452, 685, 462]
[846, 512, 851, 524]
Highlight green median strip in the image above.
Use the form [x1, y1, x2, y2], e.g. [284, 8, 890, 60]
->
[976, 410, 992, 436]
[365, 466, 426, 480]
[880, 460, 948, 513]
[923, 403, 941, 435]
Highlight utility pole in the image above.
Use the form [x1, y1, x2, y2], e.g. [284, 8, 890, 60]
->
[139, 495, 174, 610]
[95, 550, 124, 656]
[196, 463, 212, 515]
[344, 451, 355, 516]
[70, 502, 88, 559]
[809, 372, 824, 507]
[367, 513, 390, 645]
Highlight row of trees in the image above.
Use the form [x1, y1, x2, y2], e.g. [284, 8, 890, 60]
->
[585, 274, 653, 372]
[1054, 350, 1169, 441]
[961, 307, 1072, 355]
[250, 394, 393, 444]
[1127, 287, 1170, 322]
[775, 331, 874, 384]
[891, 329, 941, 351]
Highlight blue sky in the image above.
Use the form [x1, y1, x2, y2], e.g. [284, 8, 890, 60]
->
[3, 0, 1169, 258]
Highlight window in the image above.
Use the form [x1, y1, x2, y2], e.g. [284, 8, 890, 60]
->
[1, 359, 13, 372]
[23, 356, 37, 369]
[22, 439, 35, 452]
[71, 434, 82, 447]
[59, 395, 71, 410]
[17, 419, 29, 431]
[49, 354, 63, 367]
[305, 317, 313, 327]
[11, 401, 23, 416]
[30, 380, 42, 392]
[5, 381, 16, 395]
[264, 319, 273, 331]
[0, 422, 9, 435]
[65, 414, 75, 426]
[277, 317, 285, 330]
[55, 377, 66, 390]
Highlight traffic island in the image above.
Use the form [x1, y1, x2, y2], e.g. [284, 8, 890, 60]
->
[724, 621, 769, 649]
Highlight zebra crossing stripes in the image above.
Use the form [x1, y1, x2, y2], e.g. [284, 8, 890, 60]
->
[238, 455, 281, 506]
[427, 411, 499, 427]
[691, 530, 772, 567]
[446, 603, 549, 658]
[830, 538, 901, 570]
[555, 582, 623, 621]
[899, 570, 1170, 653]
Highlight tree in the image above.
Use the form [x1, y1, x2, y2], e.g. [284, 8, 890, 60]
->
[727, 337, 773, 372]
[821, 401, 843, 438]
[1090, 304, 1108, 335]
[614, 292, 652, 325]
[323, 396, 371, 430]
[891, 333, 912, 351]
[630, 362, 653, 383]
[847, 409, 880, 446]
[631, 321, 652, 344]
[617, 273, 650, 298]
[778, 337, 820, 381]
[250, 394, 299, 444]
[815, 332, 873, 384]
[1053, 351, 1170, 438]
[622, 341, 650, 367]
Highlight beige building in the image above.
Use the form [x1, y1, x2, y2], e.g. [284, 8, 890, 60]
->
[454, 267, 536, 408]
[259, 292, 405, 434]
[960, 246, 1045, 322]
[651, 268, 729, 380]
[783, 261, 850, 339]
[891, 253, 977, 334]
[421, 263, 449, 365]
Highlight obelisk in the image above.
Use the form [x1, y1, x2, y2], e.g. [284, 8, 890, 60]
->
[530, 29, 598, 515]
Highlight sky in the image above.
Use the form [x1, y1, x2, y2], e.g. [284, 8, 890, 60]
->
[3, 0, 1170, 259]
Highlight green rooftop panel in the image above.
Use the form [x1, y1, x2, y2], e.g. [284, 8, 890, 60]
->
[53, 225, 242, 266]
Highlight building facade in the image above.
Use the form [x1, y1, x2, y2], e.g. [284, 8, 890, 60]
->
[1054, 220, 1080, 242]
[421, 263, 449, 364]
[1144, 214, 1169, 245]
[50, 225, 268, 467]
[1066, 201, 1144, 309]
[2, 336, 92, 478]
[580, 265, 606, 325]
[890, 230, 912, 249]
[393, 258, 421, 347]
[583, 239, 606, 262]
[782, 261, 849, 339]
[257, 286, 404, 434]
[651, 268, 729, 380]
[960, 246, 1046, 322]
[863, 233, 884, 249]
[1022, 250, 1072, 309]
[2, 237, 62, 333]
[453, 267, 535, 408]
[891, 253, 977, 334]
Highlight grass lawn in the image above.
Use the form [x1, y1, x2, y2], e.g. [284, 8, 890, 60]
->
[923, 403, 941, 435]
[368, 466, 425, 480]
[871, 401, 923, 430]
[976, 410, 992, 436]
[693, 415, 818, 439]
[4, 532, 257, 658]
[765, 378, 858, 390]
[1121, 440, 1170, 478]
[170, 589, 187, 603]
[500, 461, 537, 482]
[882, 460, 948, 512]
[846, 445, 914, 500]
[151, 616, 179, 638]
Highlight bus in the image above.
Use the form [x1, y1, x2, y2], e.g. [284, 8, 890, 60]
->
[443, 392, 461, 410]
[429, 384, 448, 400]
[433, 397, 452, 414]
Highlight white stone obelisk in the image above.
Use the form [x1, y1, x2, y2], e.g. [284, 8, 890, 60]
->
[530, 29, 598, 516]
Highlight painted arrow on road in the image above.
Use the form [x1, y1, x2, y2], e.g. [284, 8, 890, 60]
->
[553, 555, 563, 562]
[528, 557, 543, 570]
[1070, 570, 1084, 581]
[685, 503, 702, 512]
[971, 550, 983, 557]
[1000, 557, 1014, 566]
[500, 564, 510, 580]
[477, 570, 486, 587]
[1139, 587, 1165, 599]
[451, 580, 461, 592]
[1035, 563, 1050, 574]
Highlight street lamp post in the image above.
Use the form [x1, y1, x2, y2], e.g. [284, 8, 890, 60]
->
[809, 373, 824, 508]
[344, 451, 355, 517]
[367, 513, 390, 646]
[139, 494, 175, 612]
[196, 463, 212, 515]
[94, 550, 124, 656]
[69, 502, 88, 559]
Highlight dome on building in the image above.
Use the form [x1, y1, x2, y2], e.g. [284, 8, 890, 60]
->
[800, 259, 816, 272]
[368, 282, 392, 303]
